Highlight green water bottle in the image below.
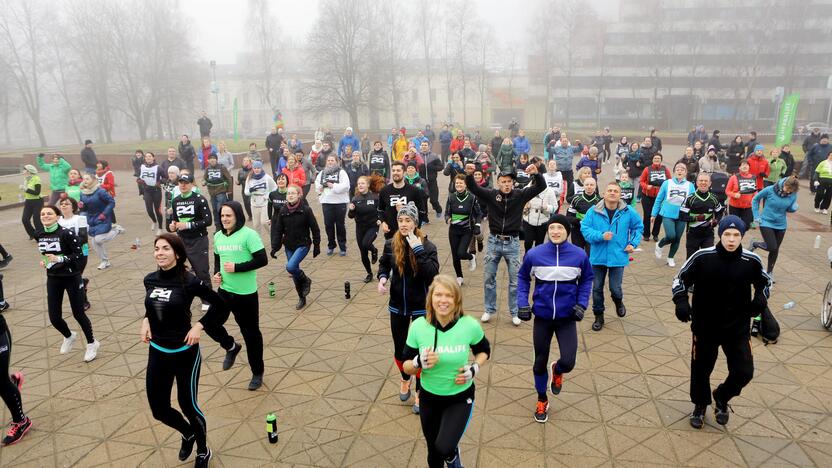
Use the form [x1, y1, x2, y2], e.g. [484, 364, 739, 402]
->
[268, 281, 276, 297]
[266, 413, 278, 443]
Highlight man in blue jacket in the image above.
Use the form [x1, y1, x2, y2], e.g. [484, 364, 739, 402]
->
[552, 135, 575, 198]
[518, 214, 593, 423]
[338, 127, 361, 158]
[439, 124, 453, 161]
[581, 181, 644, 331]
[513, 129, 531, 155]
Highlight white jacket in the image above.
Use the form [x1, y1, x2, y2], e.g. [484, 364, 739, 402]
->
[523, 187, 559, 226]
[315, 169, 350, 204]
[244, 174, 277, 207]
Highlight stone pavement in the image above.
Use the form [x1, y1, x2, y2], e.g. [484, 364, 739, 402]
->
[1, 164, 832, 467]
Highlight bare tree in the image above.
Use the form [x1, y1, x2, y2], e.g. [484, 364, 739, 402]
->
[416, 1, 438, 126]
[47, 24, 83, 145]
[474, 32, 491, 128]
[302, 0, 375, 134]
[0, 68, 13, 145]
[246, 0, 281, 112]
[440, 17, 456, 123]
[377, 1, 413, 127]
[0, 0, 48, 146]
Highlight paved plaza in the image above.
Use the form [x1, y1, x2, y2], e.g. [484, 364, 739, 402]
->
[2, 164, 832, 467]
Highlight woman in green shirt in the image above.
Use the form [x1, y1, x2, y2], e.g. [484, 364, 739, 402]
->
[765, 148, 787, 187]
[403, 274, 490, 468]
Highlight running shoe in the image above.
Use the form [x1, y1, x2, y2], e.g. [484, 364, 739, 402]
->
[0, 255, 13, 269]
[399, 378, 412, 401]
[363, 273, 373, 284]
[194, 448, 212, 468]
[550, 365, 563, 395]
[824, 209, 829, 215]
[456, 277, 464, 286]
[10, 372, 23, 391]
[412, 392, 420, 414]
[480, 312, 493, 323]
[326, 248, 335, 256]
[339, 250, 347, 257]
[654, 244, 662, 259]
[689, 404, 707, 429]
[1, 416, 31, 446]
[815, 207, 821, 213]
[248, 374, 263, 391]
[113, 224, 126, 235]
[60, 331, 77, 354]
[178, 434, 196, 461]
[512, 316, 521, 326]
[652, 235, 659, 242]
[534, 400, 549, 423]
[150, 221, 157, 231]
[97, 261, 111, 270]
[445, 446, 463, 468]
[713, 392, 731, 425]
[84, 340, 100, 362]
[469, 255, 477, 272]
[0, 301, 9, 312]
[435, 210, 443, 220]
[667, 258, 676, 268]
[222, 343, 242, 370]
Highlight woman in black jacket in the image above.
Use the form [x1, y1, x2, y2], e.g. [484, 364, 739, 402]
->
[727, 136, 745, 174]
[348, 176, 380, 283]
[377, 202, 440, 414]
[270, 185, 321, 309]
[445, 174, 482, 284]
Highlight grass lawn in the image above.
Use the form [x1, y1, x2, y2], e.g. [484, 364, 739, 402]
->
[0, 182, 26, 207]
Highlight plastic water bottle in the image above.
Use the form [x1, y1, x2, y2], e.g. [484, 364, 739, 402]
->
[266, 413, 278, 443]
[268, 281, 276, 297]
[815, 235, 822, 249]
[344, 281, 351, 299]
[783, 301, 795, 310]
[135, 237, 141, 249]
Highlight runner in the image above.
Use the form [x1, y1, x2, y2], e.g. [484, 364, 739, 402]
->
[271, 185, 321, 310]
[203, 153, 233, 231]
[639, 153, 670, 242]
[268, 173, 290, 221]
[141, 233, 226, 466]
[36, 205, 99, 362]
[94, 160, 117, 222]
[315, 154, 351, 256]
[209, 201, 268, 390]
[517, 214, 593, 423]
[58, 196, 91, 310]
[66, 169, 82, 201]
[750, 175, 799, 277]
[36, 153, 71, 205]
[0, 302, 31, 446]
[21, 165, 44, 241]
[466, 163, 545, 325]
[418, 140, 445, 218]
[236, 156, 254, 221]
[725, 159, 756, 227]
[679, 173, 724, 259]
[566, 177, 600, 251]
[444, 174, 482, 285]
[581, 182, 644, 331]
[348, 175, 381, 283]
[378, 161, 426, 239]
[402, 274, 490, 468]
[244, 160, 277, 234]
[523, 167, 559, 252]
[368, 140, 391, 180]
[80, 174, 124, 270]
[651, 163, 695, 267]
[672, 216, 769, 429]
[378, 202, 440, 414]
[138, 152, 166, 235]
[168, 174, 214, 311]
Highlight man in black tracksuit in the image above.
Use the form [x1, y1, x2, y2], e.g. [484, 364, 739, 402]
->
[672, 215, 770, 429]
[378, 161, 427, 239]
[419, 140, 445, 218]
[679, 172, 724, 259]
[168, 174, 214, 307]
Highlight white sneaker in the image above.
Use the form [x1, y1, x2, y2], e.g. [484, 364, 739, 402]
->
[155, 228, 163, 236]
[654, 244, 662, 259]
[456, 277, 464, 286]
[512, 316, 522, 326]
[60, 331, 77, 354]
[97, 261, 111, 270]
[469, 255, 477, 272]
[84, 340, 100, 362]
[815, 208, 821, 213]
[201, 304, 210, 312]
[667, 258, 676, 267]
[824, 209, 828, 215]
[150, 221, 157, 231]
[481, 312, 493, 323]
[113, 224, 126, 235]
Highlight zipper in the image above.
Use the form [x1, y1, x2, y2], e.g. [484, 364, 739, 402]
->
[552, 243, 559, 319]
[402, 276, 407, 315]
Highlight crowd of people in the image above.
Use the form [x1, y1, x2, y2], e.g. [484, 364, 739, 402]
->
[0, 119, 828, 468]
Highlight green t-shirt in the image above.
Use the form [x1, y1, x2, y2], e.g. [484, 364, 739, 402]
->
[213, 226, 265, 295]
[405, 315, 484, 396]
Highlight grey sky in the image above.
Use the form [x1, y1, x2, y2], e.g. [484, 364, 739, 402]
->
[183, 0, 617, 64]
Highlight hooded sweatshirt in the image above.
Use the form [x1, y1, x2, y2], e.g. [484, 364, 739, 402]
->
[36, 155, 71, 191]
[752, 178, 798, 231]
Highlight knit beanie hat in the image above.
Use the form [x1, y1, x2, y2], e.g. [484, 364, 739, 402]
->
[718, 215, 747, 237]
[396, 202, 419, 223]
[545, 214, 572, 239]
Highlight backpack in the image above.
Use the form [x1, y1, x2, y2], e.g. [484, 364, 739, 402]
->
[759, 306, 780, 344]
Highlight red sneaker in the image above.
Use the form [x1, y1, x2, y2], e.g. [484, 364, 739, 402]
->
[1, 417, 31, 446]
[534, 400, 549, 423]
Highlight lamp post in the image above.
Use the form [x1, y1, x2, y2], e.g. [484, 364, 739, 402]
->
[826, 75, 832, 128]
[210, 60, 220, 131]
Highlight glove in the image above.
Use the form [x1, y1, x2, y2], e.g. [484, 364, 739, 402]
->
[270, 250, 277, 259]
[313, 244, 321, 258]
[97, 214, 106, 221]
[517, 306, 532, 321]
[472, 224, 481, 236]
[460, 362, 480, 383]
[572, 304, 585, 321]
[406, 232, 422, 250]
[675, 301, 691, 323]
[411, 347, 434, 369]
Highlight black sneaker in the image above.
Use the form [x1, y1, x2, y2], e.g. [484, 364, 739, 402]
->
[591, 315, 604, 331]
[0, 255, 12, 269]
[194, 448, 212, 468]
[222, 343, 242, 370]
[1, 416, 31, 446]
[0, 301, 9, 312]
[178, 434, 196, 461]
[248, 374, 263, 391]
[750, 320, 760, 337]
[652, 235, 659, 242]
[713, 392, 731, 425]
[689, 404, 707, 429]
[371, 249, 378, 265]
[363, 273, 373, 283]
[614, 300, 627, 318]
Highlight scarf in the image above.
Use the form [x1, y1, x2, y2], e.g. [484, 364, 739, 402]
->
[323, 164, 341, 178]
[285, 199, 302, 214]
[80, 178, 99, 195]
[252, 170, 265, 180]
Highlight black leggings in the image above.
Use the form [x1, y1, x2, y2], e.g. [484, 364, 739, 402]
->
[390, 313, 420, 390]
[205, 289, 264, 375]
[523, 221, 548, 252]
[355, 222, 379, 275]
[640, 196, 662, 238]
[815, 179, 832, 209]
[449, 226, 473, 278]
[242, 193, 253, 220]
[142, 187, 164, 229]
[47, 275, 94, 343]
[729, 206, 753, 228]
[21, 198, 44, 239]
[146, 344, 207, 453]
[757, 227, 786, 273]
[532, 317, 577, 400]
[322, 203, 347, 251]
[0, 321, 25, 422]
[419, 390, 474, 468]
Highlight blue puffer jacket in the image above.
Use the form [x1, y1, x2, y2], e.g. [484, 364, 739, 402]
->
[581, 200, 644, 267]
[752, 178, 798, 230]
[552, 145, 574, 172]
[80, 187, 115, 236]
[513, 136, 531, 154]
[518, 240, 593, 320]
[338, 134, 361, 156]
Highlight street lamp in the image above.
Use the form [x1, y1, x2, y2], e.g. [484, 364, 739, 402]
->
[826, 75, 832, 128]
[210, 60, 220, 131]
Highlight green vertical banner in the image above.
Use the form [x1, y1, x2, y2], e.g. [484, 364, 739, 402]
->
[233, 97, 239, 143]
[775, 93, 800, 147]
